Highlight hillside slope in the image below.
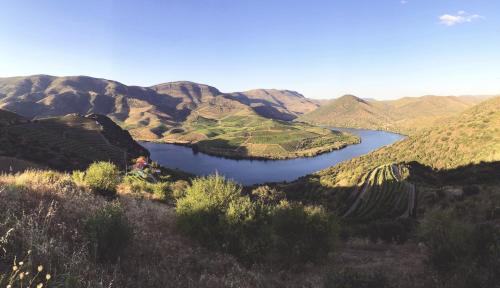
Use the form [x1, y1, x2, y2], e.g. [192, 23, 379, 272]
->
[283, 96, 500, 219]
[298, 94, 494, 134]
[228, 89, 318, 120]
[0, 109, 149, 171]
[0, 75, 319, 139]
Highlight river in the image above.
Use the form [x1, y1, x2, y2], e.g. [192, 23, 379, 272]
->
[140, 128, 405, 185]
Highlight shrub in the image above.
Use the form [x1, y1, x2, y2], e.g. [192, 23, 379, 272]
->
[71, 170, 86, 185]
[151, 182, 171, 202]
[252, 185, 285, 205]
[270, 201, 338, 264]
[84, 162, 121, 197]
[176, 174, 252, 251]
[171, 180, 189, 200]
[85, 202, 132, 263]
[419, 209, 500, 287]
[176, 175, 339, 265]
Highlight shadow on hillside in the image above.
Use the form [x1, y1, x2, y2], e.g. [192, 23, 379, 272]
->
[274, 160, 500, 222]
[406, 161, 500, 186]
[192, 139, 253, 160]
[0, 114, 149, 172]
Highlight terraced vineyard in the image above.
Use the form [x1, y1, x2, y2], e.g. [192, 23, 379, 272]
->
[342, 164, 416, 221]
[165, 113, 360, 159]
[162, 98, 360, 159]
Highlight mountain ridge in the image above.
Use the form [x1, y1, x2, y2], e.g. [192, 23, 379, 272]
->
[0, 75, 318, 138]
[298, 94, 494, 134]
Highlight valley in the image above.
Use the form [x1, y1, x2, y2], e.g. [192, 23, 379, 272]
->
[0, 75, 499, 288]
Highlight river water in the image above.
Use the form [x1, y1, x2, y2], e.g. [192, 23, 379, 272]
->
[140, 128, 405, 185]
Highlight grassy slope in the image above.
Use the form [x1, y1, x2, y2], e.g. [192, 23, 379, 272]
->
[282, 96, 500, 217]
[298, 94, 493, 135]
[318, 96, 500, 186]
[0, 111, 149, 171]
[161, 97, 360, 159]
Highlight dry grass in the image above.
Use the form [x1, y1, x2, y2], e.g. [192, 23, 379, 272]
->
[0, 170, 432, 287]
[0, 170, 301, 287]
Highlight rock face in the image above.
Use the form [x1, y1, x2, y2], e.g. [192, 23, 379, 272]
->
[0, 109, 149, 171]
[0, 75, 320, 138]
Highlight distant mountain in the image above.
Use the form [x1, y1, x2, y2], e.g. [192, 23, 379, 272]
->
[228, 89, 318, 121]
[297, 95, 393, 129]
[0, 109, 149, 171]
[297, 94, 495, 134]
[0, 75, 317, 139]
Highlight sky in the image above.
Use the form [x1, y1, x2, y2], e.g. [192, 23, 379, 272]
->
[1, 0, 500, 100]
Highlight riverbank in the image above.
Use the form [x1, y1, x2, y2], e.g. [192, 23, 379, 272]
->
[139, 130, 360, 160]
[140, 128, 405, 185]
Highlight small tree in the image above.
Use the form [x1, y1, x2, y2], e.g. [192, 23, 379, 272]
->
[84, 162, 121, 197]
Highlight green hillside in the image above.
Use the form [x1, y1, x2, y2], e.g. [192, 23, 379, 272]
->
[282, 96, 500, 219]
[162, 97, 359, 159]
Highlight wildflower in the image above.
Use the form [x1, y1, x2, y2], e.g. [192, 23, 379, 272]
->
[45, 274, 51, 281]
[37, 265, 43, 272]
[37, 284, 43, 288]
[12, 265, 18, 271]
[7, 285, 12, 288]
[19, 272, 25, 279]
[19, 261, 24, 266]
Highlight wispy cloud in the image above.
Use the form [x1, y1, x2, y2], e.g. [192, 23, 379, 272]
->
[439, 11, 483, 26]
[400, 0, 408, 4]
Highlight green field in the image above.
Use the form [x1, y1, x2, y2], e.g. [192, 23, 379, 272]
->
[164, 114, 360, 159]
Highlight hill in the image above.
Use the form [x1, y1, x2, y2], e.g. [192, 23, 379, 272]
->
[0, 109, 149, 171]
[0, 75, 319, 140]
[228, 89, 318, 121]
[162, 96, 359, 159]
[298, 94, 494, 134]
[282, 96, 500, 218]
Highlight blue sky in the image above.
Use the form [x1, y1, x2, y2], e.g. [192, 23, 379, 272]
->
[1, 0, 499, 99]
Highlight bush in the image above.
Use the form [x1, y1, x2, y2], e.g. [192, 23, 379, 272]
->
[84, 162, 121, 197]
[176, 175, 339, 265]
[270, 201, 338, 264]
[324, 269, 393, 288]
[171, 180, 189, 200]
[151, 182, 171, 202]
[71, 170, 86, 185]
[176, 174, 253, 253]
[419, 209, 500, 287]
[85, 202, 132, 263]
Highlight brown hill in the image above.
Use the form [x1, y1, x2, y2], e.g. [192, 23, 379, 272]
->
[228, 89, 318, 120]
[0, 109, 149, 171]
[298, 94, 495, 134]
[0, 75, 320, 139]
